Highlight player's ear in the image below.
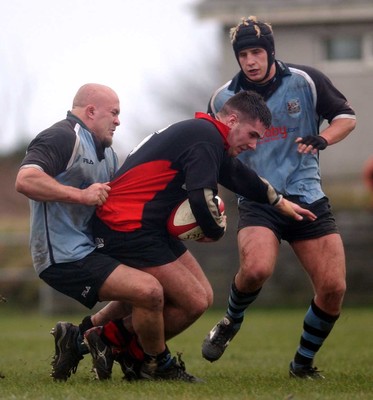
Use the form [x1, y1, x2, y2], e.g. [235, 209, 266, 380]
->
[86, 105, 96, 119]
[227, 113, 238, 127]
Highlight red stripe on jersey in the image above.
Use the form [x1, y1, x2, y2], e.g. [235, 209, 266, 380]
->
[195, 112, 230, 149]
[96, 160, 178, 232]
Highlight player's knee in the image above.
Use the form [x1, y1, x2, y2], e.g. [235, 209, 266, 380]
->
[319, 280, 346, 306]
[206, 286, 214, 308]
[199, 284, 214, 312]
[187, 302, 207, 320]
[238, 263, 272, 286]
[239, 250, 273, 284]
[332, 282, 347, 300]
[186, 292, 211, 319]
[139, 281, 164, 311]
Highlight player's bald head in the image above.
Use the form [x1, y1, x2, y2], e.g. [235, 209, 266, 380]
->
[72, 83, 118, 109]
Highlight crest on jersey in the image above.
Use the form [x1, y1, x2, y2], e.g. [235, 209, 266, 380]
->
[287, 99, 301, 115]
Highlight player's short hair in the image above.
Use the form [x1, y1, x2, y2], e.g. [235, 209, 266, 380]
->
[219, 90, 272, 129]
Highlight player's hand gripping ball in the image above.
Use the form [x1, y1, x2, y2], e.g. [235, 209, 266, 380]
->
[167, 196, 225, 241]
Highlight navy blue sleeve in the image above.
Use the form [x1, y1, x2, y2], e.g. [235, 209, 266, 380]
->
[177, 121, 225, 192]
[288, 63, 355, 123]
[21, 127, 77, 177]
[218, 154, 272, 204]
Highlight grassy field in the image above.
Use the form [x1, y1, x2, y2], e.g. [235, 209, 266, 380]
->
[0, 307, 372, 400]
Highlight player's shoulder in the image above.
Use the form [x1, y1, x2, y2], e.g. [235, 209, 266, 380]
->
[28, 118, 78, 157]
[209, 79, 236, 114]
[179, 116, 219, 136]
[38, 118, 76, 140]
[171, 117, 223, 148]
[286, 62, 329, 82]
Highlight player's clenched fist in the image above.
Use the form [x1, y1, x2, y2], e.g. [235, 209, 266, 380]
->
[81, 183, 111, 206]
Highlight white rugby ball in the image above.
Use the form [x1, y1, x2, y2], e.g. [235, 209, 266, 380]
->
[167, 196, 225, 241]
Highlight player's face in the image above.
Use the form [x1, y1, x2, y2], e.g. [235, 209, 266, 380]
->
[238, 48, 272, 83]
[227, 116, 265, 157]
[92, 102, 120, 148]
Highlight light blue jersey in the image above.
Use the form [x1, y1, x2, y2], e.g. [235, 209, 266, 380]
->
[209, 61, 356, 203]
[22, 117, 118, 275]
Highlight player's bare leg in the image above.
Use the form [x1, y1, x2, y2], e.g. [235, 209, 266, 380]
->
[289, 233, 345, 379]
[202, 227, 278, 362]
[91, 301, 132, 326]
[142, 249, 213, 339]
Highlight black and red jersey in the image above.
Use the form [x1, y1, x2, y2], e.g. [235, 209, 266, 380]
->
[96, 113, 271, 240]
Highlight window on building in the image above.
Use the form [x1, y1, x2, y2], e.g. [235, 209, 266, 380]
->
[325, 36, 362, 60]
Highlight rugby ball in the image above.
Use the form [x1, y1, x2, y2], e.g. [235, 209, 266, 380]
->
[167, 196, 225, 241]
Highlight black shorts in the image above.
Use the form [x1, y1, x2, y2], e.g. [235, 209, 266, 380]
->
[237, 196, 339, 243]
[39, 251, 121, 309]
[92, 216, 188, 268]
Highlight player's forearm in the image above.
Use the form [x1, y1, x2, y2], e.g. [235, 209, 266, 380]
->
[219, 157, 279, 205]
[321, 117, 356, 145]
[188, 188, 226, 240]
[15, 168, 83, 203]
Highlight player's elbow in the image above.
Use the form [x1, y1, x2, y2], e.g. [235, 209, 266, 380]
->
[348, 117, 357, 133]
[15, 173, 27, 195]
[15, 173, 37, 200]
[15, 168, 38, 198]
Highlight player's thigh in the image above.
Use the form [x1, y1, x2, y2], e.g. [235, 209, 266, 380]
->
[99, 264, 163, 309]
[291, 233, 346, 288]
[238, 226, 279, 271]
[142, 258, 210, 309]
[177, 250, 213, 303]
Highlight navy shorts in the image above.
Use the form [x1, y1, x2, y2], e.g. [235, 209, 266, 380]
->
[237, 196, 339, 243]
[92, 216, 187, 268]
[39, 251, 121, 309]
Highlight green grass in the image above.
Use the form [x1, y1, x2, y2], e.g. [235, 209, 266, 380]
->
[0, 307, 372, 399]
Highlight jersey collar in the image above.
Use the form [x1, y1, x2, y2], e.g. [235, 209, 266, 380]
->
[195, 112, 230, 149]
[228, 60, 291, 97]
[66, 111, 106, 161]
